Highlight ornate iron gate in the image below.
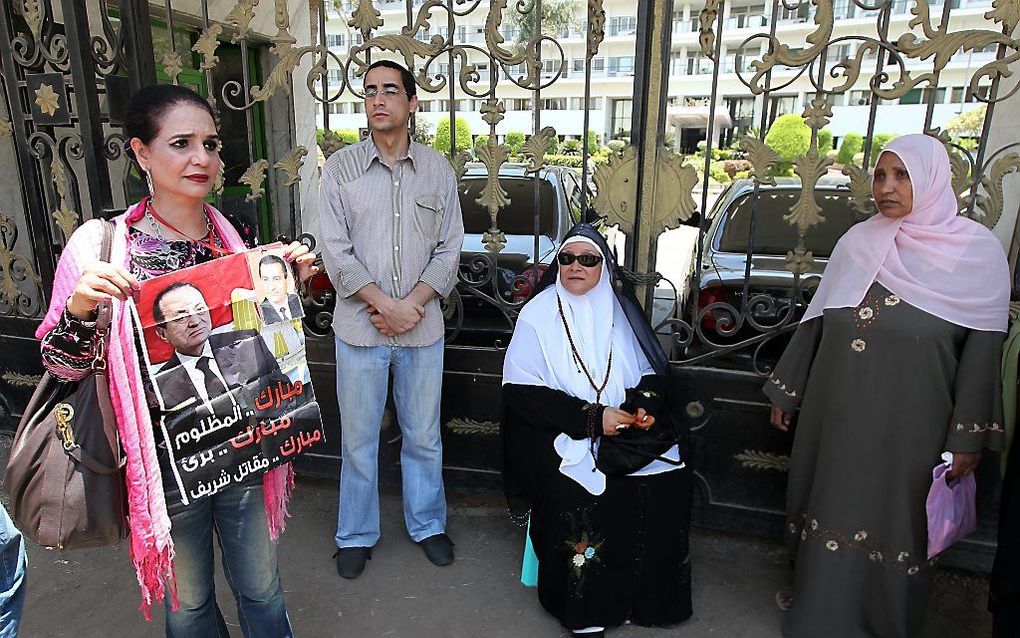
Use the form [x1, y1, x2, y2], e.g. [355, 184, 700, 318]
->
[1, 0, 1018, 568]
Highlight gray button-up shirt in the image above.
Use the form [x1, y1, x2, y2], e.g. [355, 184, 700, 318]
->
[319, 136, 465, 347]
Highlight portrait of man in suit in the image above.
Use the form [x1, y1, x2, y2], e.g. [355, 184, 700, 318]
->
[151, 281, 289, 414]
[258, 254, 303, 325]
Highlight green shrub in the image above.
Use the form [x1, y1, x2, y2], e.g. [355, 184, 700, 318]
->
[433, 117, 472, 154]
[561, 139, 582, 155]
[709, 160, 732, 183]
[607, 140, 626, 154]
[586, 130, 600, 151]
[504, 131, 526, 155]
[869, 133, 897, 166]
[818, 129, 833, 153]
[732, 170, 751, 180]
[546, 135, 560, 154]
[837, 132, 863, 165]
[543, 154, 584, 168]
[765, 114, 811, 164]
[474, 134, 489, 148]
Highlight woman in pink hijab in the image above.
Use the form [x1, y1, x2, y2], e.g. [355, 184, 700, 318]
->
[764, 133, 1010, 637]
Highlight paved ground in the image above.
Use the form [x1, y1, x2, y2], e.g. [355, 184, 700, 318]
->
[15, 475, 992, 638]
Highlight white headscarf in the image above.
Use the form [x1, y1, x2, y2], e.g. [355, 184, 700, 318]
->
[503, 236, 681, 495]
[803, 134, 1010, 331]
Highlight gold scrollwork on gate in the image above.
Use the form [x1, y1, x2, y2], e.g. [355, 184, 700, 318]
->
[477, 100, 510, 253]
[49, 156, 78, 242]
[587, 0, 606, 58]
[734, 450, 790, 472]
[976, 152, 1020, 229]
[274, 147, 307, 187]
[591, 146, 698, 237]
[241, 159, 271, 202]
[23, 0, 42, 42]
[193, 24, 223, 71]
[522, 127, 557, 174]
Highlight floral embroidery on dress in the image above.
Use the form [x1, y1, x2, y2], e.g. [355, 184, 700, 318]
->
[769, 375, 797, 398]
[563, 509, 603, 598]
[788, 512, 935, 575]
[851, 339, 866, 352]
[884, 295, 901, 306]
[954, 422, 1004, 434]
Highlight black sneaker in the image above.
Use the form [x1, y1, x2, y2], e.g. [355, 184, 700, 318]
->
[418, 533, 454, 566]
[334, 546, 372, 579]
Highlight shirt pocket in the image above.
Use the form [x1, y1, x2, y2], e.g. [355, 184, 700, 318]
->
[415, 195, 445, 244]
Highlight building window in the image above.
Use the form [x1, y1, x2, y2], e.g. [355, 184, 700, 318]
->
[353, 102, 365, 114]
[326, 33, 346, 48]
[572, 58, 585, 73]
[899, 88, 923, 104]
[511, 98, 532, 111]
[543, 98, 568, 110]
[327, 69, 343, 83]
[850, 90, 871, 105]
[418, 100, 432, 113]
[570, 97, 603, 110]
[770, 95, 799, 118]
[611, 99, 632, 139]
[608, 56, 635, 76]
[609, 16, 637, 36]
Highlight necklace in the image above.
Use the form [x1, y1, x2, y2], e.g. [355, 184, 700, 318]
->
[144, 197, 227, 257]
[556, 292, 613, 447]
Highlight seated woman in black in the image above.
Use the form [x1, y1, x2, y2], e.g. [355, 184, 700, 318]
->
[501, 223, 693, 637]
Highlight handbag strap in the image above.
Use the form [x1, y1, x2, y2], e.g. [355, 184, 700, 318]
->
[94, 219, 115, 335]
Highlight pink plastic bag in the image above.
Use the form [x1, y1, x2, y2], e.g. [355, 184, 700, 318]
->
[926, 460, 977, 559]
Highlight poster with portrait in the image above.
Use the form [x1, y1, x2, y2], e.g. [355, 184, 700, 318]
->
[127, 243, 324, 505]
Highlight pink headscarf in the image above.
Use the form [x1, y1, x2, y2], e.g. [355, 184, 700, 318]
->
[802, 134, 1010, 332]
[36, 200, 295, 618]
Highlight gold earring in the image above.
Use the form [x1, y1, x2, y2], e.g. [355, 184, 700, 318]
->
[144, 170, 154, 198]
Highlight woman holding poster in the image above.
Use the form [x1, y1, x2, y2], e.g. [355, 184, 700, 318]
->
[36, 84, 317, 637]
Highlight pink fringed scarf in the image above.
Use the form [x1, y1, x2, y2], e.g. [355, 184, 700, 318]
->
[36, 201, 295, 619]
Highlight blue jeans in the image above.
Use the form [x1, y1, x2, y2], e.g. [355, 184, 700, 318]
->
[335, 338, 447, 548]
[164, 483, 292, 638]
[0, 506, 26, 638]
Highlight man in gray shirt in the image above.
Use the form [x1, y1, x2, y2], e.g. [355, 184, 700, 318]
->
[320, 60, 465, 579]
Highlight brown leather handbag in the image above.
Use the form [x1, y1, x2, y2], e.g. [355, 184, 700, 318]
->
[4, 220, 128, 549]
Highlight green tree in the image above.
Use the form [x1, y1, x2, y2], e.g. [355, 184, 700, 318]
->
[505, 131, 526, 156]
[411, 118, 433, 146]
[510, 0, 581, 43]
[945, 104, 986, 139]
[433, 117, 472, 154]
[869, 133, 897, 166]
[818, 129, 833, 153]
[474, 134, 489, 149]
[546, 134, 560, 154]
[586, 130, 599, 151]
[764, 114, 811, 162]
[764, 114, 811, 174]
[837, 132, 862, 165]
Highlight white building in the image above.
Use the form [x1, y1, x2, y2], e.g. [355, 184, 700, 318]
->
[317, 0, 993, 151]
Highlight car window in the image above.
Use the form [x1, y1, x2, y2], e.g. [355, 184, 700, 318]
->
[459, 177, 558, 237]
[716, 189, 860, 258]
[563, 172, 583, 223]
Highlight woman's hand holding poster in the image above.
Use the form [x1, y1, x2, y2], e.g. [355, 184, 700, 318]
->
[128, 243, 325, 505]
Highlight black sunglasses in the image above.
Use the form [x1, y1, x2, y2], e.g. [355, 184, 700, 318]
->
[557, 252, 603, 268]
